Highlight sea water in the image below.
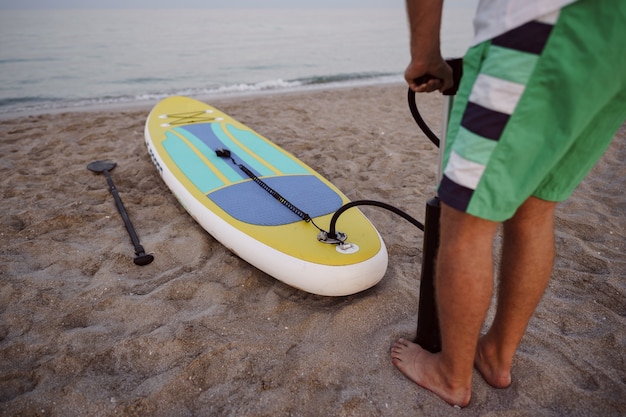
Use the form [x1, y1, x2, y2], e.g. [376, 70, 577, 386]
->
[0, 6, 475, 116]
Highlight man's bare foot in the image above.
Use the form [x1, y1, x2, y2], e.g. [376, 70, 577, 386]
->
[474, 337, 512, 389]
[390, 338, 472, 407]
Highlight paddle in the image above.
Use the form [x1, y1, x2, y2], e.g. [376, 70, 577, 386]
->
[87, 160, 154, 266]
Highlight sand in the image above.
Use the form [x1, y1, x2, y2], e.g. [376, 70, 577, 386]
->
[0, 84, 624, 417]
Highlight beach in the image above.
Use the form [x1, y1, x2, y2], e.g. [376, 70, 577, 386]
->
[1, 84, 624, 416]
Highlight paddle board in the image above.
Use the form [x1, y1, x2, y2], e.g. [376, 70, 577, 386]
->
[145, 96, 388, 296]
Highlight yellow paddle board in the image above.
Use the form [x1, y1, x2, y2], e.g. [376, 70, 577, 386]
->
[145, 96, 387, 296]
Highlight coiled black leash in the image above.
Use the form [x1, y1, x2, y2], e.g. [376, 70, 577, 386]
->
[215, 148, 327, 232]
[215, 148, 426, 243]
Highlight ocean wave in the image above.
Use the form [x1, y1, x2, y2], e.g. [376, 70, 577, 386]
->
[0, 57, 60, 65]
[298, 72, 397, 85]
[0, 72, 403, 116]
[0, 96, 63, 108]
[213, 79, 304, 93]
[114, 77, 173, 84]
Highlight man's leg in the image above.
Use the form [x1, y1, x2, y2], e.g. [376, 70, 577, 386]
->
[475, 196, 556, 388]
[391, 202, 499, 407]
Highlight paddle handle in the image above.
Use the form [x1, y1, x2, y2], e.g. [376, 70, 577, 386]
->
[103, 170, 145, 255]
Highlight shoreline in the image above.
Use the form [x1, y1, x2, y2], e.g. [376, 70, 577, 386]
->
[1, 84, 624, 416]
[0, 77, 406, 122]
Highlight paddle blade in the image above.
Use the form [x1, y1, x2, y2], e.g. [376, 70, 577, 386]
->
[87, 160, 117, 173]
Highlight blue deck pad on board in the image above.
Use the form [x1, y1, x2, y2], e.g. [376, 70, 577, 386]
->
[208, 175, 343, 226]
[183, 123, 310, 177]
[218, 124, 310, 175]
[163, 131, 225, 193]
[172, 125, 260, 183]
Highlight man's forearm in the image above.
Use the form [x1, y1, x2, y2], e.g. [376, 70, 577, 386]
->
[405, 0, 444, 61]
[404, 0, 452, 92]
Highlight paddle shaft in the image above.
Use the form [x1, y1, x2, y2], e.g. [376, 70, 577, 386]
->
[102, 169, 145, 256]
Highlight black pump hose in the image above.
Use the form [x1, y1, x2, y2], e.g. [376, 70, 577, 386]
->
[327, 200, 424, 240]
[406, 57, 464, 149]
[408, 89, 440, 148]
[324, 92, 438, 240]
[326, 58, 464, 242]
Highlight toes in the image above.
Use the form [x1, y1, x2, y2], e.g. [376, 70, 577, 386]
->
[393, 338, 410, 348]
[390, 343, 401, 352]
[390, 347, 403, 358]
[390, 338, 414, 361]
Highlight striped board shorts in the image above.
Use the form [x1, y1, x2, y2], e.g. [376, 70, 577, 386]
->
[438, 0, 626, 222]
